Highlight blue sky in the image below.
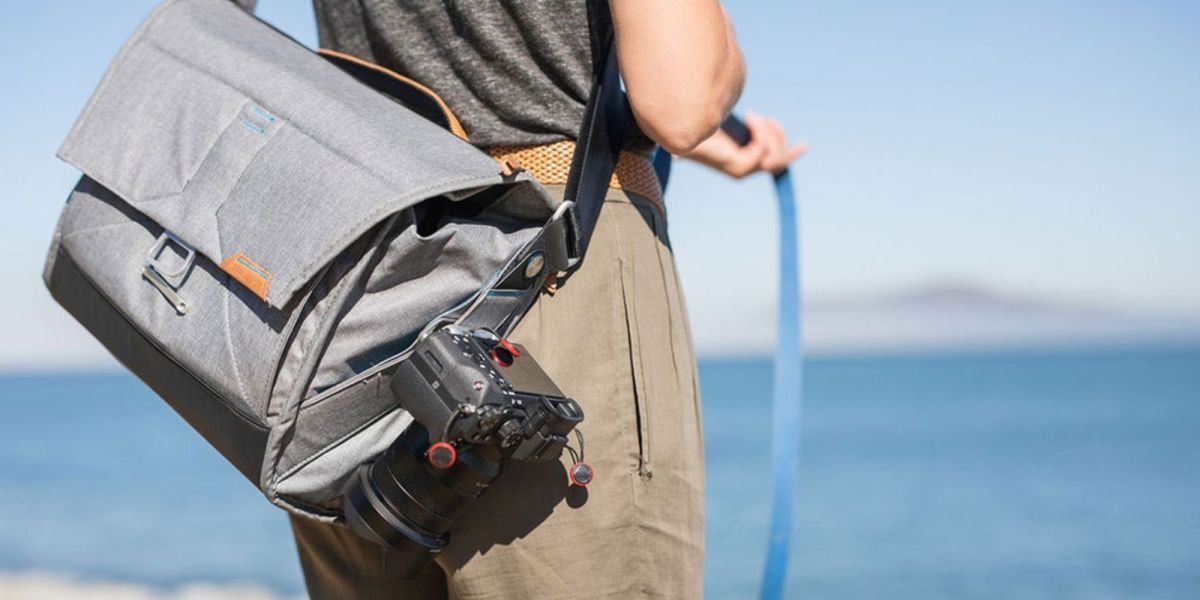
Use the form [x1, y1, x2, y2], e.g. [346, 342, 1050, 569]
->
[1, 1, 1197, 368]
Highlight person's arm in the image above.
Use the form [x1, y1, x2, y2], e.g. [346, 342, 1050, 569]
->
[610, 0, 745, 154]
[610, 1, 806, 177]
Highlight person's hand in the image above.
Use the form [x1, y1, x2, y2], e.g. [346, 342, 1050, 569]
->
[680, 111, 807, 178]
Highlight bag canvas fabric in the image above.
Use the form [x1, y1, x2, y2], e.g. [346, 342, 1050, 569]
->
[43, 0, 578, 520]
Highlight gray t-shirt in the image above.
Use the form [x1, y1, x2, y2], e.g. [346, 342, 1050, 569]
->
[313, 1, 603, 148]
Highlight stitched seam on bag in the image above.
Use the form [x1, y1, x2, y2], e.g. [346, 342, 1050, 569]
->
[263, 258, 342, 421]
[60, 193, 258, 416]
[273, 494, 340, 520]
[127, 190, 185, 205]
[65, 100, 243, 210]
[57, 247, 265, 430]
[141, 31, 504, 195]
[264, 216, 395, 491]
[222, 280, 252, 408]
[140, 39, 419, 191]
[275, 404, 401, 483]
[137, 101, 255, 207]
[211, 201, 257, 411]
[59, 219, 143, 242]
[211, 116, 284, 261]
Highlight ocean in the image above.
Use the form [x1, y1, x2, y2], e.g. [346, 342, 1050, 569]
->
[0, 345, 1197, 599]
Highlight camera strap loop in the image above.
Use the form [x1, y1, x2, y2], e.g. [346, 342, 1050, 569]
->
[654, 116, 805, 600]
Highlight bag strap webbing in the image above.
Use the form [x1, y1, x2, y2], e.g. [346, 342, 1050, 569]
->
[561, 0, 639, 267]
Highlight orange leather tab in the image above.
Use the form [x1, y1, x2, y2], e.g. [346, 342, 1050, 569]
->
[220, 252, 272, 301]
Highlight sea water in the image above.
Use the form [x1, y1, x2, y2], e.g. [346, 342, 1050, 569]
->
[0, 345, 1197, 599]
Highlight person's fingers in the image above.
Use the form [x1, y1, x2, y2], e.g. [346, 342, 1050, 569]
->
[756, 121, 777, 167]
[782, 142, 808, 164]
[769, 118, 787, 150]
[743, 111, 773, 147]
[729, 146, 769, 178]
[719, 112, 768, 177]
[760, 118, 788, 171]
[726, 138, 769, 178]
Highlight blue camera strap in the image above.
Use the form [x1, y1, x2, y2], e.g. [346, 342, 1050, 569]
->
[653, 116, 804, 600]
[760, 166, 802, 600]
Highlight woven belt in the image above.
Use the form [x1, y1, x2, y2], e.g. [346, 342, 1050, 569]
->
[488, 140, 664, 212]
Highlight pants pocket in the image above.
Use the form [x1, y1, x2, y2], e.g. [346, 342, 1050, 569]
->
[617, 253, 653, 480]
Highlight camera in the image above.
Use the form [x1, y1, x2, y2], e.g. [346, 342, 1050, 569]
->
[342, 325, 588, 576]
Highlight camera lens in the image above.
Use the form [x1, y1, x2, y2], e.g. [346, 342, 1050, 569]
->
[342, 425, 502, 578]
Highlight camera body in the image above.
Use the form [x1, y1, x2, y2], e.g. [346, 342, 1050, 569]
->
[342, 325, 585, 576]
[390, 326, 583, 462]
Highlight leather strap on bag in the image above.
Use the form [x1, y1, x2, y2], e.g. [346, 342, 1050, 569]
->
[233, 0, 638, 270]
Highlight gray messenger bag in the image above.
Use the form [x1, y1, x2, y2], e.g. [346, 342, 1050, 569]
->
[44, 0, 633, 521]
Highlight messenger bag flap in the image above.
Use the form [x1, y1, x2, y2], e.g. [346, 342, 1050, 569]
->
[57, 0, 554, 310]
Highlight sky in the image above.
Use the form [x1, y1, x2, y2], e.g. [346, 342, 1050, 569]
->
[1, 1, 1197, 368]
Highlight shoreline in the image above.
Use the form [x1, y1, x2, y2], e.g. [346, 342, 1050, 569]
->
[0, 571, 303, 600]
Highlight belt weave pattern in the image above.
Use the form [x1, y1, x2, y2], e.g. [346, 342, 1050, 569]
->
[488, 141, 664, 212]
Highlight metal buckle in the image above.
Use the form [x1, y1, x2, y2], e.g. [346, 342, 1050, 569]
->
[550, 198, 575, 223]
[143, 231, 195, 315]
[552, 200, 583, 267]
[145, 230, 196, 287]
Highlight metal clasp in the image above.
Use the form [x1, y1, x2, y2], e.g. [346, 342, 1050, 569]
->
[142, 230, 195, 315]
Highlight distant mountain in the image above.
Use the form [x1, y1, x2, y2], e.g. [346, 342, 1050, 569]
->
[689, 282, 1200, 357]
[9, 283, 1200, 371]
[803, 283, 1200, 354]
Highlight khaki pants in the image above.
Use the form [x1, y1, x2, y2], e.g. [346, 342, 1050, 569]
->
[291, 187, 705, 599]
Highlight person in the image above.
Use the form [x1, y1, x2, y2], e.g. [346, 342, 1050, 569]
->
[287, 1, 806, 597]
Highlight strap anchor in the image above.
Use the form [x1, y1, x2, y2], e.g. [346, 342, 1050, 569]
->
[142, 230, 195, 315]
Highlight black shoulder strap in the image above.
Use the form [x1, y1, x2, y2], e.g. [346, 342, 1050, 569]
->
[561, 0, 639, 267]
